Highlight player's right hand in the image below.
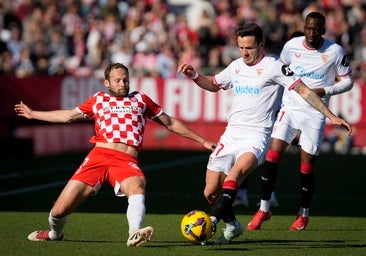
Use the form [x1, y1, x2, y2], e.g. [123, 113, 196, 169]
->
[14, 101, 32, 119]
[177, 64, 197, 79]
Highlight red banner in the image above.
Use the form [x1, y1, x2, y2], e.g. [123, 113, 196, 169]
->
[1, 75, 365, 155]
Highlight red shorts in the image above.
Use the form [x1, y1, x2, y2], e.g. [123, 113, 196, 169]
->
[71, 147, 144, 196]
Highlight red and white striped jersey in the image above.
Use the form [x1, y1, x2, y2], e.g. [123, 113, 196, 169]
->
[76, 91, 163, 150]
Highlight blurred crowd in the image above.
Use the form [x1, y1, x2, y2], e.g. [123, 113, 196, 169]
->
[0, 0, 365, 79]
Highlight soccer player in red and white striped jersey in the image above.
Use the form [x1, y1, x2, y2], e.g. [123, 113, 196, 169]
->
[15, 63, 216, 246]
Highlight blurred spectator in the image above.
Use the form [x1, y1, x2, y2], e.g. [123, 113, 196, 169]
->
[15, 44, 34, 78]
[1, 1, 22, 30]
[236, 0, 261, 24]
[178, 42, 202, 74]
[197, 23, 225, 67]
[0, 50, 13, 74]
[110, 40, 133, 70]
[85, 17, 104, 67]
[185, 0, 215, 31]
[31, 41, 50, 74]
[277, 0, 304, 40]
[262, 4, 286, 56]
[156, 44, 176, 78]
[174, 14, 199, 50]
[132, 40, 158, 77]
[21, 5, 44, 46]
[14, 0, 35, 22]
[6, 24, 23, 67]
[48, 27, 68, 75]
[0, 0, 364, 79]
[325, 6, 354, 57]
[214, 2, 237, 39]
[61, 2, 83, 57]
[100, 0, 123, 20]
[221, 30, 241, 66]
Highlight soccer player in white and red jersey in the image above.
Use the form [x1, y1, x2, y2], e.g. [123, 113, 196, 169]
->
[14, 63, 216, 247]
[247, 12, 354, 231]
[178, 22, 352, 244]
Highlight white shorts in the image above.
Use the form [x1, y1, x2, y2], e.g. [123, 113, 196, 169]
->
[207, 129, 271, 175]
[271, 109, 325, 155]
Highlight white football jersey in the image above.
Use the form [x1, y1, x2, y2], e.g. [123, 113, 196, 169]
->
[280, 36, 352, 117]
[214, 56, 300, 135]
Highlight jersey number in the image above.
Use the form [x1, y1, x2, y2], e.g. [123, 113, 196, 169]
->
[214, 143, 224, 156]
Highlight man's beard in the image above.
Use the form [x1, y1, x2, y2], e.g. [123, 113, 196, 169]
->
[109, 88, 128, 97]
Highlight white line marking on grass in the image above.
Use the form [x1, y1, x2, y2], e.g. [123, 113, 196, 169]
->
[0, 154, 208, 196]
[0, 181, 67, 196]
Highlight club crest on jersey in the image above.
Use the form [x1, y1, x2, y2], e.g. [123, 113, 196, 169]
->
[256, 68, 264, 76]
[321, 54, 329, 63]
[281, 65, 294, 76]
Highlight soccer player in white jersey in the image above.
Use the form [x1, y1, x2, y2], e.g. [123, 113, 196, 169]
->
[247, 12, 354, 231]
[14, 63, 216, 247]
[178, 22, 352, 244]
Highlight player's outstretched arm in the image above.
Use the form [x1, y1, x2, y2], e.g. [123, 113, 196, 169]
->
[177, 63, 219, 92]
[14, 101, 84, 123]
[293, 83, 352, 135]
[154, 112, 216, 151]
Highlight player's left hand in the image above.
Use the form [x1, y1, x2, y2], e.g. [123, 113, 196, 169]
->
[331, 116, 352, 136]
[203, 140, 216, 152]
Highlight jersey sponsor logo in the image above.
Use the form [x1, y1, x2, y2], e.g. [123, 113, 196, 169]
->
[281, 65, 294, 76]
[341, 55, 350, 67]
[104, 105, 139, 113]
[233, 81, 260, 95]
[294, 66, 325, 80]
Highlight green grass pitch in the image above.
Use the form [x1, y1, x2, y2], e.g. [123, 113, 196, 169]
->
[0, 150, 365, 255]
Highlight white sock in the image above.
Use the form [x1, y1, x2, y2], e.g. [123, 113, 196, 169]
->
[300, 207, 310, 217]
[225, 219, 240, 232]
[48, 211, 67, 240]
[259, 200, 271, 212]
[210, 216, 218, 225]
[127, 194, 145, 235]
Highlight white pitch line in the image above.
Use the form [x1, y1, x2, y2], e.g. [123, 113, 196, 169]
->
[0, 181, 67, 196]
[0, 154, 208, 197]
